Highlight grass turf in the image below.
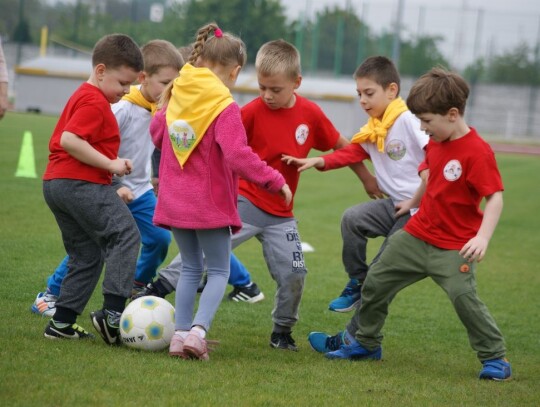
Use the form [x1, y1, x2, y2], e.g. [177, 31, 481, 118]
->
[0, 112, 539, 406]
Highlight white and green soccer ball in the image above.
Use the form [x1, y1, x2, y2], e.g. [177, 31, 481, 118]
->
[120, 296, 175, 351]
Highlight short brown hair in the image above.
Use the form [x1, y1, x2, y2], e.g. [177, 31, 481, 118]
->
[92, 34, 143, 72]
[255, 39, 301, 80]
[407, 67, 469, 116]
[141, 40, 184, 75]
[354, 56, 400, 95]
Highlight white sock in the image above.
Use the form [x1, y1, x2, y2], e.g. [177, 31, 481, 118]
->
[191, 326, 206, 339]
[174, 330, 189, 339]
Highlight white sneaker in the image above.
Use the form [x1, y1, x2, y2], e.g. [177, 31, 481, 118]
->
[31, 291, 58, 317]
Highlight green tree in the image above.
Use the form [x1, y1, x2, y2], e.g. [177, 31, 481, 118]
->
[399, 35, 450, 77]
[486, 43, 539, 85]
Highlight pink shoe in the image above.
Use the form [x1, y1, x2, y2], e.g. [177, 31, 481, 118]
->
[183, 333, 210, 361]
[169, 333, 187, 359]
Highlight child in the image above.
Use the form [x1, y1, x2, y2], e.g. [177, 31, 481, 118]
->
[314, 67, 512, 381]
[31, 39, 183, 317]
[42, 34, 143, 344]
[150, 23, 292, 361]
[138, 39, 374, 351]
[283, 55, 428, 327]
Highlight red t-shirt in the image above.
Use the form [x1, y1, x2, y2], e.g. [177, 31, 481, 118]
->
[43, 83, 120, 184]
[240, 95, 340, 217]
[404, 128, 503, 249]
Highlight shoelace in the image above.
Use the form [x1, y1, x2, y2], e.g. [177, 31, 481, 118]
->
[325, 333, 343, 350]
[340, 283, 360, 297]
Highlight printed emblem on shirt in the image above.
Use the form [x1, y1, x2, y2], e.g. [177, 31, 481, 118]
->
[443, 159, 462, 181]
[295, 124, 309, 145]
[386, 139, 406, 161]
[169, 120, 196, 151]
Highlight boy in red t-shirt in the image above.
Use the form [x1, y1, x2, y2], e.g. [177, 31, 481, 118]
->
[42, 34, 143, 344]
[235, 40, 376, 350]
[315, 67, 511, 381]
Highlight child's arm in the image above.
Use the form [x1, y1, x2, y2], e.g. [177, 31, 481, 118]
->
[332, 136, 384, 199]
[60, 131, 132, 176]
[459, 191, 503, 262]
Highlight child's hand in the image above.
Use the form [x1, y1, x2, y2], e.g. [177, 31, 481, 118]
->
[152, 177, 159, 196]
[394, 199, 413, 217]
[460, 236, 489, 262]
[116, 186, 135, 204]
[280, 184, 293, 206]
[110, 158, 133, 176]
[363, 176, 385, 199]
[281, 155, 324, 172]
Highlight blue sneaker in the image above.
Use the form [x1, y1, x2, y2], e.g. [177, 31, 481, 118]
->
[308, 331, 349, 353]
[325, 340, 382, 361]
[478, 358, 512, 381]
[328, 279, 362, 312]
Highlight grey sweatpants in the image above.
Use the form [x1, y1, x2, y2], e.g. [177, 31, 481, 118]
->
[43, 179, 140, 315]
[341, 198, 410, 283]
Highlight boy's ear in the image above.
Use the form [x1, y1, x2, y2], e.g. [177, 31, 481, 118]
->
[94, 63, 106, 80]
[387, 82, 398, 99]
[138, 71, 147, 85]
[447, 107, 460, 121]
[294, 75, 302, 90]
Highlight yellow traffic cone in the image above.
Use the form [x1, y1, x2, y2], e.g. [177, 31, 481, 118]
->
[15, 131, 37, 178]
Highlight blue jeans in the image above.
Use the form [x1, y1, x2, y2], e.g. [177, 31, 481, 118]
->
[46, 190, 170, 295]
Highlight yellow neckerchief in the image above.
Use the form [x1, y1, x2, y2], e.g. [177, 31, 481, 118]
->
[166, 63, 234, 168]
[351, 97, 408, 152]
[122, 85, 157, 115]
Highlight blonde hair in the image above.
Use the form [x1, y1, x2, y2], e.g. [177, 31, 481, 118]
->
[141, 40, 184, 76]
[255, 40, 301, 80]
[188, 22, 246, 68]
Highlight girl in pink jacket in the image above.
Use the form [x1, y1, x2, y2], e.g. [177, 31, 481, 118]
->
[150, 22, 292, 361]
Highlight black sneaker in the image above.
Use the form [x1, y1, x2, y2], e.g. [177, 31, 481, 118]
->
[227, 283, 265, 303]
[270, 332, 298, 351]
[131, 282, 166, 300]
[44, 319, 95, 340]
[90, 309, 122, 345]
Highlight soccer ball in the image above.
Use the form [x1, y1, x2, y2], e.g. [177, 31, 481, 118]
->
[120, 296, 175, 351]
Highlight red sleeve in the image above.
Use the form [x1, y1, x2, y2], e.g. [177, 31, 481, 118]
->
[321, 143, 369, 171]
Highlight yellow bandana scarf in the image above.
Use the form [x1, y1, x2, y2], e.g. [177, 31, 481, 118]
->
[351, 97, 408, 152]
[122, 85, 157, 115]
[166, 63, 234, 168]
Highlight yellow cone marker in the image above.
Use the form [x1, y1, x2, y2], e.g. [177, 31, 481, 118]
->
[15, 131, 37, 178]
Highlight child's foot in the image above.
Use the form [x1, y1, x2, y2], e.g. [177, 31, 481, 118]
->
[183, 333, 210, 361]
[270, 332, 298, 351]
[44, 319, 95, 340]
[227, 282, 264, 303]
[308, 331, 348, 353]
[169, 332, 188, 359]
[325, 340, 382, 361]
[90, 309, 122, 346]
[31, 291, 58, 317]
[478, 358, 512, 381]
[131, 280, 169, 301]
[328, 279, 362, 312]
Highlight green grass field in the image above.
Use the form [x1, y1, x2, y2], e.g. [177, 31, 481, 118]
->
[1, 112, 539, 406]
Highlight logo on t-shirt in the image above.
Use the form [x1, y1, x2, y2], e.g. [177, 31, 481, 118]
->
[295, 124, 309, 145]
[443, 159, 462, 181]
[386, 139, 406, 161]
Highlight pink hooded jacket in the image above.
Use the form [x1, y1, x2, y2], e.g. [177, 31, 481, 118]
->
[150, 102, 285, 233]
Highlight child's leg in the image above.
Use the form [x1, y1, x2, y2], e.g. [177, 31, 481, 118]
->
[171, 228, 203, 331]
[193, 228, 231, 331]
[127, 190, 171, 285]
[429, 250, 506, 361]
[341, 199, 401, 282]
[46, 256, 69, 296]
[229, 253, 251, 287]
[255, 219, 306, 332]
[351, 231, 427, 350]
